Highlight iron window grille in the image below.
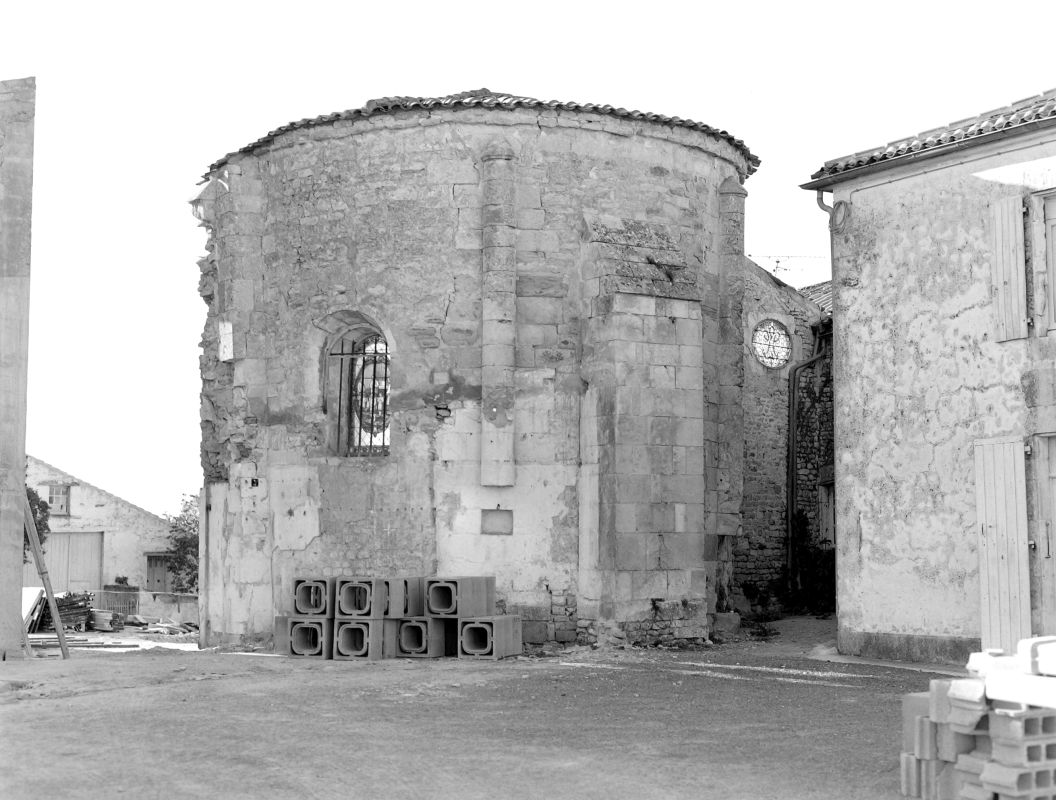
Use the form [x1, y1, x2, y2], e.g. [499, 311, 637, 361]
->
[329, 333, 390, 456]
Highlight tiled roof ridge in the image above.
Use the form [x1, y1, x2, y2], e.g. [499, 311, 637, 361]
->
[26, 454, 169, 523]
[206, 88, 759, 175]
[810, 89, 1056, 183]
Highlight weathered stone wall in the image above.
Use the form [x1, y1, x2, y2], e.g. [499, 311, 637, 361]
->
[196, 102, 753, 645]
[792, 336, 833, 542]
[828, 128, 1056, 660]
[737, 263, 821, 610]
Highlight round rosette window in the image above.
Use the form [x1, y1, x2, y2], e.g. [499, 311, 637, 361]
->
[751, 319, 792, 368]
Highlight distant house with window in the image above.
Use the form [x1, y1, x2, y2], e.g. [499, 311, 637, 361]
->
[803, 88, 1056, 662]
[23, 456, 174, 594]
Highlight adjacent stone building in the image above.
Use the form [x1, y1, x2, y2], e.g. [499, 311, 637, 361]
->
[738, 266, 828, 612]
[804, 89, 1056, 661]
[195, 89, 814, 647]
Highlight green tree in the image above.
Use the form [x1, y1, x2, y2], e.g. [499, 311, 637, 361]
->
[165, 495, 199, 593]
[23, 486, 49, 563]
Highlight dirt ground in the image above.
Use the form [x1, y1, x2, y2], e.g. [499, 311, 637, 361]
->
[0, 617, 959, 799]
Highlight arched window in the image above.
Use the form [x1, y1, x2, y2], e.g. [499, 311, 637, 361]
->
[327, 330, 390, 456]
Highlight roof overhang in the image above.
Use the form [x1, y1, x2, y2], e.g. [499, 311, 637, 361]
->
[802, 115, 1056, 192]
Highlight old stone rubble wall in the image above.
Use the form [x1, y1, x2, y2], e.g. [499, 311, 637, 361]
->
[195, 101, 758, 646]
[736, 263, 822, 610]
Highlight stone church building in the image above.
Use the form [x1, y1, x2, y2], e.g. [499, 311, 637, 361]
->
[193, 89, 824, 647]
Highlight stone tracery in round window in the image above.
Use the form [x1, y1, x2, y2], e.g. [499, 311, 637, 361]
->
[751, 319, 792, 368]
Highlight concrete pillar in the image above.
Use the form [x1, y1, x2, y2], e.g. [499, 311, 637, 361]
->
[0, 77, 35, 659]
[715, 176, 748, 609]
[479, 138, 516, 486]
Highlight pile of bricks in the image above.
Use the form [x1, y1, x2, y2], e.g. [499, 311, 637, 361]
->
[901, 637, 1056, 799]
[283, 575, 522, 661]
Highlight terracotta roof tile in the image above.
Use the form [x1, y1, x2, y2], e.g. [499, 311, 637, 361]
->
[206, 88, 759, 176]
[807, 89, 1056, 185]
[798, 280, 832, 313]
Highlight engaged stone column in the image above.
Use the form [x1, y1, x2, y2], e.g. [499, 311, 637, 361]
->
[0, 77, 35, 658]
[716, 176, 748, 607]
[480, 139, 516, 486]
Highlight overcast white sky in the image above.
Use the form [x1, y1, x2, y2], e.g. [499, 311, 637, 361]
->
[2, 1, 1055, 516]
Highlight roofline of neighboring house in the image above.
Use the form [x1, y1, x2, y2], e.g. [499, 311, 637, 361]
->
[801, 115, 1056, 191]
[26, 455, 169, 524]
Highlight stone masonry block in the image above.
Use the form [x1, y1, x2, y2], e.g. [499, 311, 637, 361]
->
[615, 534, 648, 569]
[631, 570, 668, 600]
[517, 297, 564, 325]
[456, 227, 483, 250]
[522, 620, 554, 644]
[516, 230, 560, 252]
[516, 324, 558, 346]
[516, 208, 545, 229]
[615, 475, 653, 503]
[515, 184, 541, 209]
[517, 275, 568, 297]
[452, 184, 480, 208]
[612, 293, 656, 316]
[616, 416, 648, 445]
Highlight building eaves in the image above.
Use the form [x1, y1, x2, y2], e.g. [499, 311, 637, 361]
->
[803, 89, 1056, 190]
[798, 280, 832, 314]
[205, 88, 760, 177]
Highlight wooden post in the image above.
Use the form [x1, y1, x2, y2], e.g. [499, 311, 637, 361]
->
[0, 77, 35, 660]
[24, 494, 69, 659]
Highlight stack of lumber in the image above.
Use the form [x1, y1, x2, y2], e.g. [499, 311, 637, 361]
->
[89, 609, 125, 632]
[37, 592, 93, 632]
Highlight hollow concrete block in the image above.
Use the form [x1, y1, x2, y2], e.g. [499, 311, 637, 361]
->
[396, 617, 447, 658]
[288, 616, 334, 658]
[335, 577, 388, 620]
[292, 577, 336, 617]
[900, 752, 921, 798]
[425, 576, 496, 618]
[383, 577, 425, 617]
[332, 619, 384, 660]
[458, 616, 523, 660]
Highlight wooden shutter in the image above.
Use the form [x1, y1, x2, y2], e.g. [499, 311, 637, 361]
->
[974, 436, 1032, 651]
[1047, 196, 1056, 333]
[991, 196, 1028, 341]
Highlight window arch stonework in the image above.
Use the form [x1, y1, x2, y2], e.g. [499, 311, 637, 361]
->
[315, 311, 391, 457]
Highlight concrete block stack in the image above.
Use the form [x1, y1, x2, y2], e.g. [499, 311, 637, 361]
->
[285, 576, 523, 661]
[900, 636, 1056, 799]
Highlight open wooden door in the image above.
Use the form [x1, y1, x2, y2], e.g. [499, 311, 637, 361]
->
[974, 436, 1032, 651]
